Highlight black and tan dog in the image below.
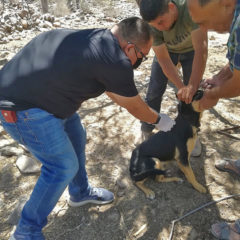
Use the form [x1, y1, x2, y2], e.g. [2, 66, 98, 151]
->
[130, 90, 207, 199]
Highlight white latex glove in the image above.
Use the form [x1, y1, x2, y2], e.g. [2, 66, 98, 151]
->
[154, 113, 175, 132]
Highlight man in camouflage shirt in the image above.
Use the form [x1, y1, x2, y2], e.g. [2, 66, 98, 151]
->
[137, 0, 208, 157]
[188, 0, 240, 239]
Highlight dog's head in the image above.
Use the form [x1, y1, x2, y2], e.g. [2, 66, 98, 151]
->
[191, 90, 204, 112]
[177, 90, 204, 127]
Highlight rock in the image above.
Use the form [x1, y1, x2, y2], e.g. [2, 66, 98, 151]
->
[32, 13, 41, 21]
[4, 24, 12, 33]
[16, 24, 23, 31]
[9, 16, 18, 25]
[53, 21, 61, 28]
[21, 19, 28, 29]
[0, 58, 8, 66]
[41, 21, 53, 29]
[0, 139, 14, 148]
[116, 178, 128, 189]
[18, 9, 28, 19]
[0, 37, 8, 44]
[43, 13, 55, 23]
[16, 155, 41, 174]
[1, 146, 24, 157]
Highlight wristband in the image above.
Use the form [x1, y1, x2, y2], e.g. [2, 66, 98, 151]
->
[153, 114, 161, 124]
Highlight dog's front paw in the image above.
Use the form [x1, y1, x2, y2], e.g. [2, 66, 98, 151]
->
[176, 177, 184, 183]
[145, 190, 155, 200]
[195, 183, 207, 193]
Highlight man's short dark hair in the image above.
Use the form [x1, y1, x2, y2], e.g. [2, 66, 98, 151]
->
[117, 17, 152, 47]
[197, 0, 211, 6]
[137, 0, 171, 22]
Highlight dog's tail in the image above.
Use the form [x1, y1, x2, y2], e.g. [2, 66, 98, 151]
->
[129, 147, 166, 181]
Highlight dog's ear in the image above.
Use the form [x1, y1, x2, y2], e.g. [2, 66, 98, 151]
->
[192, 90, 204, 101]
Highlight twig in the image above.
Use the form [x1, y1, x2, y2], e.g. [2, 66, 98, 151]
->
[168, 193, 240, 240]
[217, 130, 240, 140]
[216, 126, 240, 132]
[133, 224, 147, 237]
[212, 125, 240, 140]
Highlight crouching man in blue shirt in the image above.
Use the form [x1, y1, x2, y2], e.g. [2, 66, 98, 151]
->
[0, 17, 175, 240]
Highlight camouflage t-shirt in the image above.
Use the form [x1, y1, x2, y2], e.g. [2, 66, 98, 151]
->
[151, 0, 198, 53]
[227, 0, 240, 71]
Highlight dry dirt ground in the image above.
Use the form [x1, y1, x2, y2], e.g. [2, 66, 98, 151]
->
[1, 31, 240, 240]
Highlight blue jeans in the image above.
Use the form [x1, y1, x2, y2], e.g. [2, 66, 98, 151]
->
[0, 108, 90, 235]
[141, 51, 194, 132]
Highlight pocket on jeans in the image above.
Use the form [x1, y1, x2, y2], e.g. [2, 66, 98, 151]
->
[19, 110, 66, 154]
[0, 114, 25, 145]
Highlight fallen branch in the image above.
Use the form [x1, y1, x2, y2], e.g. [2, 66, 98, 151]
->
[217, 130, 240, 140]
[216, 126, 240, 132]
[168, 193, 240, 240]
[211, 125, 240, 140]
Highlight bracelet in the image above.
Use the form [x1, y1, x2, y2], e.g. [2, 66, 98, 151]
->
[153, 115, 161, 124]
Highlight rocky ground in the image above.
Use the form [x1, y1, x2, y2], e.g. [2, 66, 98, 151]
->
[0, 1, 240, 240]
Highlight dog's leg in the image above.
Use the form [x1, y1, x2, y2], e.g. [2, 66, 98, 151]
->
[155, 174, 183, 183]
[152, 158, 182, 182]
[135, 180, 155, 200]
[176, 160, 207, 193]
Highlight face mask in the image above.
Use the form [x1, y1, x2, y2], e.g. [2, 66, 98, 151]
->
[133, 57, 143, 69]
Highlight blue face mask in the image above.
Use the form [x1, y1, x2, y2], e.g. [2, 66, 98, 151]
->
[132, 57, 143, 69]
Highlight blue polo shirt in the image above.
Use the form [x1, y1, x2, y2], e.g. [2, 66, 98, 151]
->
[0, 29, 138, 118]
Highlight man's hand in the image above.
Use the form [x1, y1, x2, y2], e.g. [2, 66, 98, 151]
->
[177, 84, 196, 104]
[201, 76, 223, 89]
[199, 90, 219, 110]
[201, 64, 233, 89]
[155, 113, 176, 132]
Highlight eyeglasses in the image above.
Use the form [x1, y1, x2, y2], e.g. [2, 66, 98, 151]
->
[128, 42, 148, 62]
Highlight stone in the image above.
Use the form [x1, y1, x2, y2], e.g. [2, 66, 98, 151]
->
[1, 146, 24, 157]
[16, 155, 41, 174]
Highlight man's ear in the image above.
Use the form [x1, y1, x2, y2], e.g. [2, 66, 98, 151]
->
[168, 1, 175, 11]
[123, 43, 133, 60]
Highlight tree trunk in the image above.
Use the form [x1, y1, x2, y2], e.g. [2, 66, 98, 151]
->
[41, 0, 48, 13]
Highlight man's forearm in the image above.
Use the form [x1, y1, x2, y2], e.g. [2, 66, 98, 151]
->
[106, 92, 159, 124]
[215, 63, 232, 82]
[153, 44, 184, 90]
[188, 49, 207, 90]
[159, 59, 184, 89]
[126, 101, 159, 124]
[208, 68, 240, 99]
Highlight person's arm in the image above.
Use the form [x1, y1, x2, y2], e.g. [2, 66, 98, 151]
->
[177, 28, 208, 103]
[106, 91, 159, 123]
[201, 63, 232, 89]
[153, 44, 184, 90]
[199, 68, 240, 110]
[105, 91, 176, 131]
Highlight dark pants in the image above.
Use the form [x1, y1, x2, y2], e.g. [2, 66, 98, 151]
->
[141, 50, 194, 132]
